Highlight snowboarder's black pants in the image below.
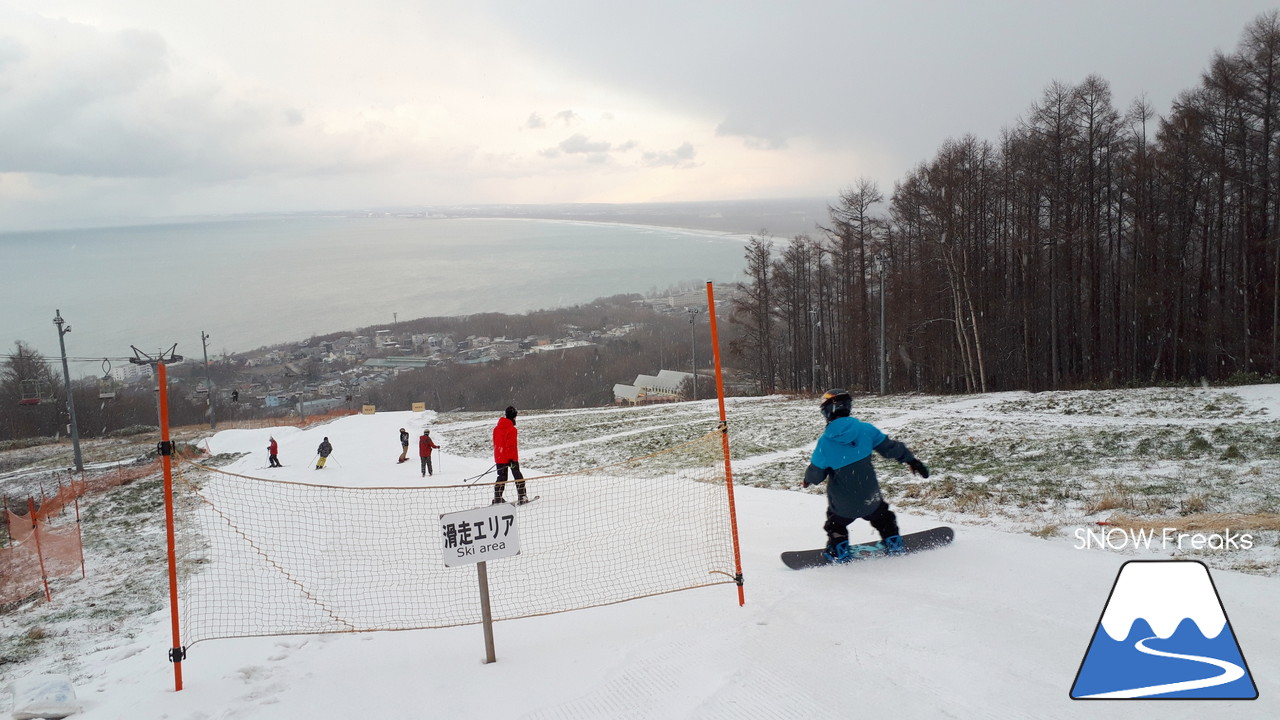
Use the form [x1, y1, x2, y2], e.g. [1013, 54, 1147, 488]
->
[494, 461, 526, 501]
[824, 501, 899, 546]
[420, 455, 433, 475]
[269, 454, 281, 467]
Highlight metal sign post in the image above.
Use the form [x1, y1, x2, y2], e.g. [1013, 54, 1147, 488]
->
[440, 503, 521, 663]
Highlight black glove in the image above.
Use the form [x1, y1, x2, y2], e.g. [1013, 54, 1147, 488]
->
[907, 458, 930, 478]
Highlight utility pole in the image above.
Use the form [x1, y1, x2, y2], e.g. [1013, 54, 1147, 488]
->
[687, 307, 701, 400]
[201, 331, 216, 430]
[876, 252, 889, 395]
[52, 310, 83, 472]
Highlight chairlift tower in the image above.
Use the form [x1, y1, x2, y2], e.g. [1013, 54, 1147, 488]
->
[53, 309, 84, 472]
[687, 307, 701, 401]
[201, 331, 216, 430]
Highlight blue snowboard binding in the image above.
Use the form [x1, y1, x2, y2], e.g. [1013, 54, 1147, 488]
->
[884, 534, 905, 556]
[823, 540, 854, 564]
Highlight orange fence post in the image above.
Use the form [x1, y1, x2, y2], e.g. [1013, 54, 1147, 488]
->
[74, 495, 86, 579]
[158, 362, 185, 691]
[28, 498, 52, 602]
[705, 281, 745, 606]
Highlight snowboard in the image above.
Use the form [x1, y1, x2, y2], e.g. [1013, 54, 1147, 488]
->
[781, 526, 954, 569]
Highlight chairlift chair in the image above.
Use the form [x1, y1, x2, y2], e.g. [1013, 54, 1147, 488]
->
[18, 379, 52, 406]
[98, 360, 117, 400]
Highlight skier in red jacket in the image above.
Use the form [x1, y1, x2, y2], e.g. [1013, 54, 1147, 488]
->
[418, 429, 440, 477]
[492, 405, 529, 504]
[267, 436, 281, 467]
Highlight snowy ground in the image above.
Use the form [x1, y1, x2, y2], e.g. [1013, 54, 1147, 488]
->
[2, 384, 1278, 718]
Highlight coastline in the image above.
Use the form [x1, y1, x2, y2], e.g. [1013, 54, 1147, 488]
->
[3, 214, 756, 369]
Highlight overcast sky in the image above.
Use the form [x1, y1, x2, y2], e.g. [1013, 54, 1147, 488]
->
[2, 1, 1277, 231]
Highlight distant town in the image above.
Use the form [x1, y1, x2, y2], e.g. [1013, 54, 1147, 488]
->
[108, 287, 729, 417]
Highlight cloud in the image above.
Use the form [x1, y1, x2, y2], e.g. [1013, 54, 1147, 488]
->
[525, 112, 546, 129]
[0, 13, 416, 182]
[557, 133, 612, 154]
[539, 135, 642, 163]
[641, 141, 697, 169]
[554, 110, 579, 125]
[714, 115, 788, 151]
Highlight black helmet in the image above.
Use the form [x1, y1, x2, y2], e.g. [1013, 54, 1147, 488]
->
[505, 406, 518, 420]
[819, 389, 852, 421]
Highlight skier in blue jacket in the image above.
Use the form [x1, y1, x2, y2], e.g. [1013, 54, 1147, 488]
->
[803, 389, 930, 561]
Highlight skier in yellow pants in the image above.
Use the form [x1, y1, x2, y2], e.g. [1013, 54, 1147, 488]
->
[316, 437, 333, 469]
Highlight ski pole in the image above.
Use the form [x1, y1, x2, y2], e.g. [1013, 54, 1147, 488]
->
[461, 464, 496, 484]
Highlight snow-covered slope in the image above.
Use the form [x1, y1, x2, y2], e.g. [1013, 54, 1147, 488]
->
[4, 388, 1279, 718]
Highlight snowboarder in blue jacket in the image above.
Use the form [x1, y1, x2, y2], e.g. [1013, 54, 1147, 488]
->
[803, 389, 930, 561]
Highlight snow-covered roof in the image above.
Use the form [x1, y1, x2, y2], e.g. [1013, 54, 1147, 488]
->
[612, 384, 642, 402]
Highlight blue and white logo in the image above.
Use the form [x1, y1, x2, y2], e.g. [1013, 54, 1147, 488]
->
[1071, 560, 1257, 699]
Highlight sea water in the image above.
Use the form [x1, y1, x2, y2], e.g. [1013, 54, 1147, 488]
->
[0, 216, 748, 372]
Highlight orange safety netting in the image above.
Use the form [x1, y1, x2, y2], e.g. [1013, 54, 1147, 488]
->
[0, 541, 43, 604]
[25, 480, 87, 522]
[1, 484, 89, 604]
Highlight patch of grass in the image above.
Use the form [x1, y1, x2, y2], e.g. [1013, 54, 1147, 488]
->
[1028, 524, 1059, 539]
[0, 624, 47, 669]
[1186, 432, 1212, 456]
[107, 425, 158, 438]
[954, 484, 993, 513]
[1230, 558, 1279, 576]
[1084, 484, 1136, 514]
[930, 444, 1000, 474]
[1221, 445, 1245, 461]
[1180, 493, 1211, 515]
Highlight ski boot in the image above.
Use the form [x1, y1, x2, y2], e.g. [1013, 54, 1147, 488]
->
[884, 535, 905, 556]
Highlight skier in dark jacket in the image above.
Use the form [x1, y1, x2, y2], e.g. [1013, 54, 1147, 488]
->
[418, 429, 440, 477]
[491, 406, 529, 504]
[316, 437, 333, 470]
[803, 389, 929, 561]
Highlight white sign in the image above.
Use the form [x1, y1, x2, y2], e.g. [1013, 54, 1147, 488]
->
[440, 504, 521, 567]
